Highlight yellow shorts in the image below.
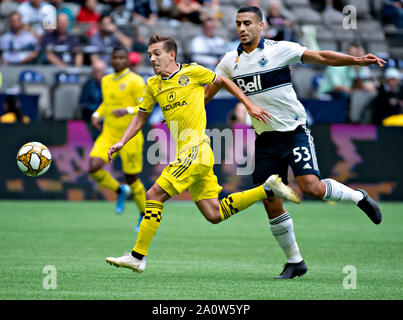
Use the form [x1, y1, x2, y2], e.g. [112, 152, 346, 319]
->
[89, 131, 144, 175]
[156, 139, 223, 202]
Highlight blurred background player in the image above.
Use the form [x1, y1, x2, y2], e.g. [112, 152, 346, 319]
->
[205, 6, 385, 279]
[89, 47, 146, 231]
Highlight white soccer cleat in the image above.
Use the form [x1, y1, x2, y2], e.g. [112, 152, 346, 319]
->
[264, 174, 301, 204]
[106, 253, 146, 273]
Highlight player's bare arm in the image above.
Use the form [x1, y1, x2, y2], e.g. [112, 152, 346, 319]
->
[108, 111, 149, 162]
[211, 75, 272, 124]
[91, 113, 102, 131]
[301, 49, 386, 67]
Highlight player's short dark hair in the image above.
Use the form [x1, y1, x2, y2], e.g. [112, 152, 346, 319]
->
[237, 6, 263, 22]
[148, 33, 178, 60]
[112, 46, 129, 56]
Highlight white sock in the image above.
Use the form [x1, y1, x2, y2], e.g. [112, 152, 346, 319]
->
[269, 212, 303, 264]
[322, 178, 364, 204]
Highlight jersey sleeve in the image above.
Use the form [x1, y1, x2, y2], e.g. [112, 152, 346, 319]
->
[138, 81, 156, 113]
[215, 53, 233, 79]
[276, 41, 308, 66]
[191, 63, 217, 85]
[131, 76, 146, 106]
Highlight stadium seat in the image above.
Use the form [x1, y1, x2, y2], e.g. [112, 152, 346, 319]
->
[347, 0, 371, 19]
[291, 7, 322, 25]
[360, 29, 386, 42]
[221, 4, 238, 28]
[283, 0, 310, 8]
[19, 70, 52, 120]
[367, 42, 389, 55]
[389, 47, 403, 60]
[315, 27, 335, 41]
[321, 9, 345, 26]
[317, 40, 338, 51]
[53, 72, 81, 121]
[291, 66, 320, 99]
[0, 1, 18, 18]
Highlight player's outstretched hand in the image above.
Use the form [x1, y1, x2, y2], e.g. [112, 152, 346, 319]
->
[357, 54, 386, 67]
[247, 104, 272, 125]
[108, 141, 124, 163]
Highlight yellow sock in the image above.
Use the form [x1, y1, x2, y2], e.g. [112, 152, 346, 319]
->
[130, 179, 146, 213]
[219, 185, 267, 221]
[133, 200, 163, 256]
[90, 169, 119, 191]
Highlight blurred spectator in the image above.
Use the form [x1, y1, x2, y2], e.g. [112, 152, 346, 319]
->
[40, 13, 83, 66]
[131, 25, 148, 53]
[89, 14, 132, 65]
[0, 95, 30, 123]
[51, 0, 75, 31]
[372, 68, 403, 124]
[310, 0, 347, 12]
[131, 0, 158, 26]
[79, 58, 105, 121]
[102, 0, 132, 25]
[156, 0, 181, 20]
[76, 0, 101, 23]
[265, 0, 296, 42]
[17, 0, 55, 41]
[0, 11, 39, 65]
[317, 43, 373, 100]
[381, 0, 403, 28]
[175, 0, 204, 24]
[202, 0, 222, 21]
[189, 15, 226, 71]
[129, 51, 143, 72]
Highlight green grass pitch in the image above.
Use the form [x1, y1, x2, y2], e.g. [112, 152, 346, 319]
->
[0, 200, 402, 300]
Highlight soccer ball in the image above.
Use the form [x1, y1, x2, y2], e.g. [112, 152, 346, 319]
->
[16, 142, 52, 177]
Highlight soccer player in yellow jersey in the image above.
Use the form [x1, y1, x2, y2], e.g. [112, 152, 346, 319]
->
[105, 34, 299, 273]
[89, 47, 146, 230]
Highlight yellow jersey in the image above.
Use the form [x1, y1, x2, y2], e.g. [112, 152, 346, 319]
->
[95, 68, 145, 139]
[139, 63, 216, 154]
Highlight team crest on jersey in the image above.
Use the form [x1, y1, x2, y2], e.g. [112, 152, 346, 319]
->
[234, 64, 239, 71]
[178, 75, 190, 86]
[119, 83, 126, 90]
[258, 56, 268, 67]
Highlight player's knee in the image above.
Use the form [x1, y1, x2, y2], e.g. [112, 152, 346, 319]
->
[89, 157, 104, 174]
[125, 174, 138, 185]
[205, 213, 221, 224]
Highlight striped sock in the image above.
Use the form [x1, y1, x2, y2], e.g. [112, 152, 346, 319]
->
[269, 212, 302, 264]
[133, 200, 163, 256]
[322, 178, 363, 204]
[219, 185, 267, 221]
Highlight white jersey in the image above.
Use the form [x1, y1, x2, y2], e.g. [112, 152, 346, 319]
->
[215, 38, 308, 134]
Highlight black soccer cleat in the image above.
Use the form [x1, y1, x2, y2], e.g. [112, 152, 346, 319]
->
[357, 189, 382, 225]
[275, 260, 307, 279]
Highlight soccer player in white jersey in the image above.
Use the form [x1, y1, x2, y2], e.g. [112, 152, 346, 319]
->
[205, 6, 385, 279]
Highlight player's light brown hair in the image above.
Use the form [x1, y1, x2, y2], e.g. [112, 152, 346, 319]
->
[148, 33, 178, 61]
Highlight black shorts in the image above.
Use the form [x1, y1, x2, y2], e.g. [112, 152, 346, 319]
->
[252, 124, 321, 185]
